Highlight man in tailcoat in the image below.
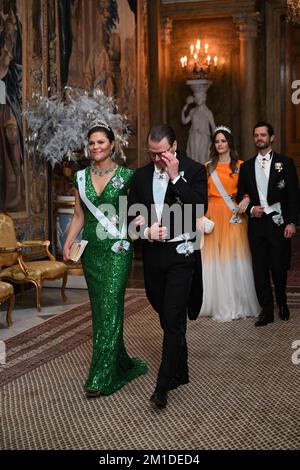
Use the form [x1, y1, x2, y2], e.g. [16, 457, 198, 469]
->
[128, 123, 207, 408]
[237, 122, 299, 326]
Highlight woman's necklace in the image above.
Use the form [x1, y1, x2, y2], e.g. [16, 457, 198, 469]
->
[91, 162, 116, 177]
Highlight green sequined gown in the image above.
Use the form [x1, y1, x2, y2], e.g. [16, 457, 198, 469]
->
[73, 166, 148, 395]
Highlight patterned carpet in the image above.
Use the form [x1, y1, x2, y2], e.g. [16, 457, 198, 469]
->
[1, 289, 300, 450]
[287, 233, 300, 289]
[0, 289, 148, 387]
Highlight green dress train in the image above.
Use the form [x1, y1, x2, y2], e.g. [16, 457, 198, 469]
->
[73, 166, 148, 395]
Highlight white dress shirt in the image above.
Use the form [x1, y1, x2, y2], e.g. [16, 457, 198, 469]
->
[153, 165, 169, 222]
[145, 157, 188, 241]
[256, 150, 273, 214]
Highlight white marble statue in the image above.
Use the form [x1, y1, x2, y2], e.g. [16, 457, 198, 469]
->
[181, 91, 215, 164]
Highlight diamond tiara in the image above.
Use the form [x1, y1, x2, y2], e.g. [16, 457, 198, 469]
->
[88, 119, 112, 133]
[214, 125, 232, 135]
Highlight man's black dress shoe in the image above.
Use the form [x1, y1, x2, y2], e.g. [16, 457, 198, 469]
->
[168, 376, 189, 391]
[279, 305, 290, 321]
[150, 389, 168, 409]
[255, 311, 274, 327]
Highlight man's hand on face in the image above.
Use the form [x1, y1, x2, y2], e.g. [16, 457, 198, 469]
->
[161, 150, 179, 181]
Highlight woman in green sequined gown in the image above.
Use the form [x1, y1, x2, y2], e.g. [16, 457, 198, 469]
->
[63, 123, 148, 397]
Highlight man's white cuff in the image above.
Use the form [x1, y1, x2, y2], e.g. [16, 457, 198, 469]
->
[171, 175, 181, 185]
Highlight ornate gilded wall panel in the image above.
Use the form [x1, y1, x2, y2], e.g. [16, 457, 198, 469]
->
[66, 0, 141, 167]
[4, 0, 60, 242]
[1, 0, 148, 249]
[0, 0, 27, 218]
[15, 0, 49, 242]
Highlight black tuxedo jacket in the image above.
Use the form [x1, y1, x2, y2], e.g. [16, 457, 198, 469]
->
[128, 150, 208, 239]
[128, 150, 208, 319]
[237, 152, 299, 226]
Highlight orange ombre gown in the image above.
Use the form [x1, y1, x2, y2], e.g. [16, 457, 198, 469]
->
[199, 160, 260, 321]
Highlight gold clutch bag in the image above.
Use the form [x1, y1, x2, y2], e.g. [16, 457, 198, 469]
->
[69, 240, 88, 262]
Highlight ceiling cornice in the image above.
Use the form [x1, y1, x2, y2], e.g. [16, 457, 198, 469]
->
[161, 0, 258, 20]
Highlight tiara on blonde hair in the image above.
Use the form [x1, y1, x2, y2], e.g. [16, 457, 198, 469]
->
[88, 119, 112, 133]
[214, 125, 232, 135]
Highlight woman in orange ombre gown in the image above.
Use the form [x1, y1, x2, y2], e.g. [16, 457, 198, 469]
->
[199, 127, 260, 321]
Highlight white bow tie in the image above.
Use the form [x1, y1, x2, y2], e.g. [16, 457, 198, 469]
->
[257, 153, 271, 163]
[154, 169, 168, 180]
[257, 153, 272, 168]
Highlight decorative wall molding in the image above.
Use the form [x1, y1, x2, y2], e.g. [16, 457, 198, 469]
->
[233, 12, 262, 39]
[265, 0, 287, 152]
[161, 0, 258, 19]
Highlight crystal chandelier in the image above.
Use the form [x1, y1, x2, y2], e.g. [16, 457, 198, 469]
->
[180, 39, 222, 79]
[287, 0, 300, 24]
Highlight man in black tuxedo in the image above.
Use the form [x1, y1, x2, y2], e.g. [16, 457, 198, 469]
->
[237, 122, 299, 327]
[128, 123, 207, 408]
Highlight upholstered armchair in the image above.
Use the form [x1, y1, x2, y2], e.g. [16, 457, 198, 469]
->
[0, 281, 14, 326]
[0, 212, 67, 311]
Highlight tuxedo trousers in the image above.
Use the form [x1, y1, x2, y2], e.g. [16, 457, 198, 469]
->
[142, 241, 196, 390]
[248, 214, 291, 311]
